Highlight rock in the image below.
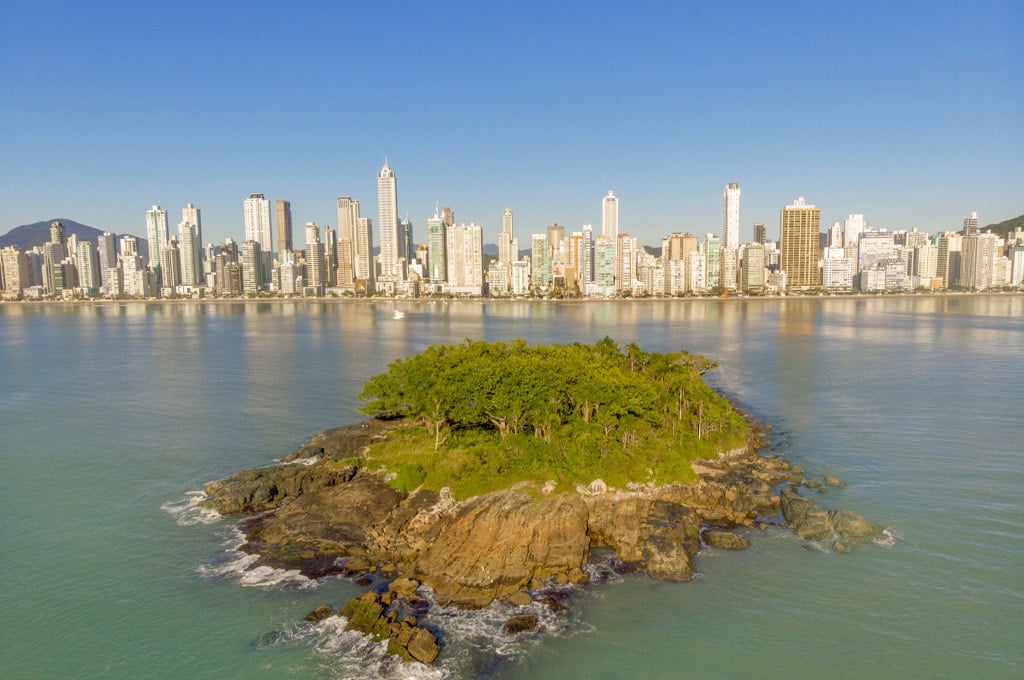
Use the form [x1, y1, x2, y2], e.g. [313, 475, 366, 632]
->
[833, 540, 851, 553]
[779, 487, 834, 540]
[503, 614, 539, 636]
[806, 477, 823, 490]
[303, 605, 334, 623]
[406, 627, 440, 664]
[825, 476, 845, 488]
[388, 577, 420, 597]
[203, 463, 357, 515]
[828, 509, 884, 543]
[340, 590, 440, 664]
[505, 591, 533, 607]
[703, 531, 750, 550]
[412, 488, 590, 606]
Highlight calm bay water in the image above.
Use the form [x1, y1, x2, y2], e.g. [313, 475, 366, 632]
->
[1, 296, 1021, 679]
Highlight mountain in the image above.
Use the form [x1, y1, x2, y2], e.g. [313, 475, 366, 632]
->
[983, 214, 1024, 240]
[0, 219, 147, 259]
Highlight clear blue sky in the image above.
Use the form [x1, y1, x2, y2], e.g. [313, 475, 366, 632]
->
[2, 0, 1021, 246]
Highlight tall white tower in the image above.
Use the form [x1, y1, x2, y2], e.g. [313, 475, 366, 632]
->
[377, 160, 400, 279]
[723, 183, 741, 249]
[499, 208, 514, 268]
[145, 205, 168, 273]
[602, 191, 618, 241]
[243, 194, 273, 254]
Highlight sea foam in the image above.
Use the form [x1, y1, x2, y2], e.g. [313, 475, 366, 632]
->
[161, 491, 222, 526]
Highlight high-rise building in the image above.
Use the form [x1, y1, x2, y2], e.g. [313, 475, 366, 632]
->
[723, 183, 741, 249]
[161, 239, 182, 290]
[960, 232, 997, 290]
[1, 247, 32, 299]
[178, 219, 200, 286]
[145, 206, 168, 277]
[844, 214, 865, 247]
[779, 197, 821, 289]
[499, 208, 515, 268]
[400, 217, 413, 265]
[180, 203, 202, 286]
[336, 196, 359, 287]
[76, 241, 100, 291]
[276, 200, 293, 255]
[377, 160, 401, 280]
[240, 240, 263, 293]
[97, 232, 117, 291]
[531, 233, 551, 290]
[304, 223, 325, 294]
[704, 234, 721, 289]
[602, 191, 618, 241]
[615, 234, 634, 294]
[936, 232, 963, 289]
[427, 206, 447, 283]
[962, 211, 979, 236]
[445, 223, 484, 295]
[354, 216, 374, 294]
[754, 222, 766, 245]
[243, 194, 272, 252]
[741, 243, 767, 292]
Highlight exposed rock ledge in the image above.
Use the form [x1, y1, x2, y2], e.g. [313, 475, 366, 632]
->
[202, 417, 879, 662]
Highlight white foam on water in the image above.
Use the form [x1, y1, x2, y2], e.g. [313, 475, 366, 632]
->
[196, 526, 317, 590]
[275, 456, 319, 466]
[874, 527, 899, 548]
[161, 491, 222, 526]
[267, 616, 451, 680]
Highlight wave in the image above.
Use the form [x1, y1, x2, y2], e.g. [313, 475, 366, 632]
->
[197, 527, 318, 590]
[161, 491, 222, 526]
[874, 527, 899, 548]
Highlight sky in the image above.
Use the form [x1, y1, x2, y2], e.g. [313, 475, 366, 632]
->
[2, 0, 1021, 247]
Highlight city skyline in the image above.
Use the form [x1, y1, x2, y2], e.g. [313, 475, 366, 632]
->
[1, 3, 1020, 245]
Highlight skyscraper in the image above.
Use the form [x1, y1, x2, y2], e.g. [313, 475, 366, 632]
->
[780, 197, 821, 289]
[305, 223, 325, 294]
[354, 216, 374, 294]
[427, 205, 447, 283]
[243, 194, 273, 253]
[445, 223, 484, 295]
[145, 206, 168, 276]
[962, 211, 979, 236]
[499, 208, 514, 268]
[377, 160, 400, 279]
[602, 191, 618, 241]
[723, 183, 740, 249]
[754, 223, 766, 245]
[181, 203, 202, 286]
[276, 200, 293, 255]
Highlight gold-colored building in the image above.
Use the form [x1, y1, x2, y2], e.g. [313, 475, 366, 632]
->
[780, 198, 821, 289]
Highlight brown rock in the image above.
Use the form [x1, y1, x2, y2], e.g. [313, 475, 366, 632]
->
[303, 605, 334, 623]
[703, 531, 750, 550]
[505, 591, 533, 607]
[388, 576, 421, 597]
[407, 628, 440, 664]
[502, 614, 539, 636]
[412, 488, 590, 606]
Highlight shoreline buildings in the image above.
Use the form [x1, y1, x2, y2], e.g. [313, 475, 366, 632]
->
[2, 166, 1020, 301]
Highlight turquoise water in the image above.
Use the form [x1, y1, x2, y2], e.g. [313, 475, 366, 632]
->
[1, 296, 1021, 679]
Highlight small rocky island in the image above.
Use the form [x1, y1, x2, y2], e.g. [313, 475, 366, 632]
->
[202, 339, 883, 664]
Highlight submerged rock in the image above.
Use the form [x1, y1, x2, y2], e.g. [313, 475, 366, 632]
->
[703, 530, 750, 550]
[503, 614, 539, 636]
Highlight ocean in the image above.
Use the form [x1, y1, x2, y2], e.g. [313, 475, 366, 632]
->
[1, 295, 1021, 679]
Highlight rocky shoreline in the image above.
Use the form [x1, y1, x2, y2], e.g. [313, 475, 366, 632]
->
[202, 416, 883, 664]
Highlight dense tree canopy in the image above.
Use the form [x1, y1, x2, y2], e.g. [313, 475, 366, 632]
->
[357, 339, 749, 497]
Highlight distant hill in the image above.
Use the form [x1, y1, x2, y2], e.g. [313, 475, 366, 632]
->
[983, 214, 1024, 240]
[0, 219, 147, 260]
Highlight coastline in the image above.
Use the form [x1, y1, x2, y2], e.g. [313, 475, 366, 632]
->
[1, 289, 1020, 307]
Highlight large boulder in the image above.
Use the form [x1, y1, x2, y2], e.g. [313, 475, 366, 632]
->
[779, 487, 834, 540]
[411, 487, 590, 606]
[828, 509, 884, 543]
